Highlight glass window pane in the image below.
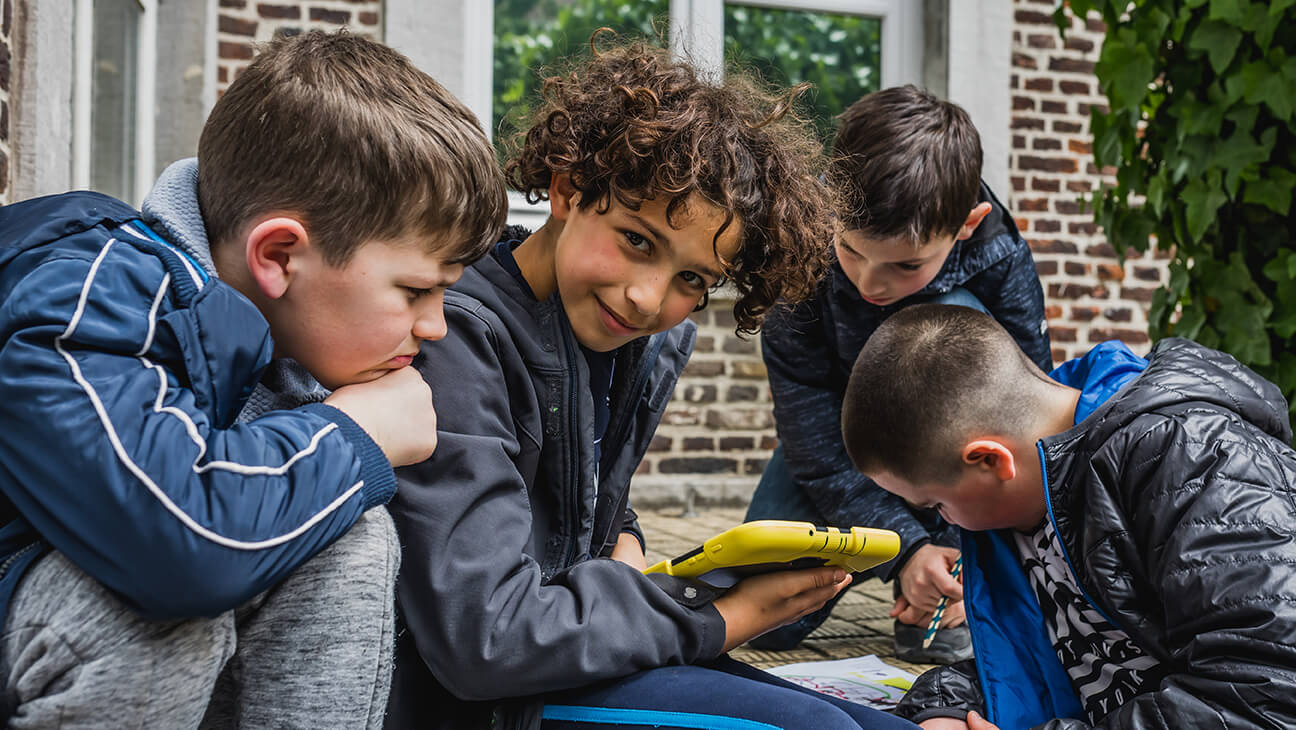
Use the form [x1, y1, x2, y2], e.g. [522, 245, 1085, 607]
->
[493, 0, 668, 149]
[91, 0, 140, 201]
[723, 4, 881, 143]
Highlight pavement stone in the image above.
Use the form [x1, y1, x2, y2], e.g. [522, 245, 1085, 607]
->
[638, 506, 939, 677]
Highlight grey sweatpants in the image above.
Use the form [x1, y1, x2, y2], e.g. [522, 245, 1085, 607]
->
[0, 508, 399, 729]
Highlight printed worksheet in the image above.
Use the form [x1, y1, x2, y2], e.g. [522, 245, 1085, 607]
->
[767, 655, 916, 707]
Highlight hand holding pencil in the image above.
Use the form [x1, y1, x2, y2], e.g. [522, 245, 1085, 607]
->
[922, 554, 964, 649]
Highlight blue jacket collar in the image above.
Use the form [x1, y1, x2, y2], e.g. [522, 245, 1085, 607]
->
[141, 158, 218, 278]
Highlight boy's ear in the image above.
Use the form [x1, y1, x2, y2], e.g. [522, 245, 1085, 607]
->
[955, 202, 993, 241]
[548, 174, 581, 222]
[962, 439, 1017, 481]
[244, 217, 311, 300]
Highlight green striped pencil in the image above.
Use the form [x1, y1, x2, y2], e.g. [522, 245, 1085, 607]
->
[922, 554, 964, 649]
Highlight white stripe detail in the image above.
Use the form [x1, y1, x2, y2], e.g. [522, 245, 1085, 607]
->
[121, 222, 205, 290]
[55, 238, 365, 551]
[134, 273, 169, 357]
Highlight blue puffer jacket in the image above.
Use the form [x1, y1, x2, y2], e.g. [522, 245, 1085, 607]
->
[762, 182, 1051, 578]
[0, 190, 395, 627]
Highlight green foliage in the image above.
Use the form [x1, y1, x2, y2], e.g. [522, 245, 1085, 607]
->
[1056, 0, 1296, 423]
[722, 5, 880, 142]
[492, 1, 880, 148]
[493, 0, 668, 146]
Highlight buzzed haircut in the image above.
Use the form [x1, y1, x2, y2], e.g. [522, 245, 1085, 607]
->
[831, 85, 982, 243]
[198, 30, 506, 266]
[842, 304, 1047, 484]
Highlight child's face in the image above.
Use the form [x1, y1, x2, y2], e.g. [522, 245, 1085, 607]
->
[554, 194, 740, 352]
[270, 234, 463, 390]
[834, 230, 957, 307]
[871, 462, 1046, 533]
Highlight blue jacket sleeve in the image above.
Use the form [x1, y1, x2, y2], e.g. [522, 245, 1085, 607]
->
[761, 302, 933, 580]
[0, 243, 395, 618]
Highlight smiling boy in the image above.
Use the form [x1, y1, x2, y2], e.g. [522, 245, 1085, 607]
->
[746, 85, 1052, 663]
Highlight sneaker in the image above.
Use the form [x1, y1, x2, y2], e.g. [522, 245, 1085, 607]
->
[893, 619, 973, 665]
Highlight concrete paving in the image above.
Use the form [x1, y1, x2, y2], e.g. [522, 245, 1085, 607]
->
[638, 506, 938, 677]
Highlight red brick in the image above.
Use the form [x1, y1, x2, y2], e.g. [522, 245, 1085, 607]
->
[1122, 287, 1158, 303]
[726, 385, 760, 402]
[1064, 37, 1095, 53]
[220, 0, 246, 6]
[683, 437, 714, 451]
[759, 436, 780, 450]
[219, 41, 254, 60]
[358, 11, 379, 25]
[1050, 57, 1095, 74]
[1012, 176, 1027, 192]
[1033, 138, 1062, 150]
[1032, 177, 1061, 192]
[1055, 200, 1086, 215]
[658, 457, 737, 475]
[1044, 304, 1063, 319]
[719, 437, 755, 451]
[647, 435, 672, 452]
[1086, 243, 1117, 257]
[1068, 220, 1097, 235]
[1051, 326, 1078, 342]
[258, 3, 301, 19]
[1097, 263, 1125, 281]
[1027, 34, 1056, 49]
[683, 360, 723, 377]
[1071, 306, 1100, 321]
[1049, 283, 1095, 299]
[1029, 239, 1078, 254]
[1014, 52, 1039, 70]
[1019, 197, 1050, 212]
[744, 458, 770, 476]
[693, 335, 715, 353]
[1012, 116, 1046, 130]
[1086, 16, 1106, 33]
[1016, 10, 1054, 25]
[1089, 327, 1149, 344]
[1041, 100, 1068, 114]
[1013, 134, 1027, 149]
[1059, 80, 1090, 95]
[1053, 120, 1083, 133]
[1037, 260, 1059, 276]
[1065, 261, 1087, 275]
[1068, 139, 1093, 155]
[1103, 307, 1133, 322]
[635, 460, 651, 475]
[1019, 156, 1078, 173]
[310, 7, 351, 23]
[218, 66, 229, 84]
[219, 15, 257, 35]
[1066, 180, 1093, 193]
[722, 338, 757, 355]
[1035, 220, 1062, 233]
[1014, 96, 1037, 111]
[1133, 266, 1163, 281]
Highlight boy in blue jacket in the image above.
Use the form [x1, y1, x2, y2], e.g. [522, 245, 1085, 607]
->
[747, 85, 1051, 662]
[843, 304, 1296, 729]
[0, 31, 505, 726]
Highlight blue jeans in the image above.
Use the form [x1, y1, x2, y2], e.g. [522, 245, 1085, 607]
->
[743, 288, 988, 649]
[541, 655, 917, 729]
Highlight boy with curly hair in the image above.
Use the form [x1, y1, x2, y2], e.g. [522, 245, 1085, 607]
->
[745, 85, 1051, 663]
[843, 304, 1296, 729]
[0, 31, 505, 725]
[387, 36, 916, 730]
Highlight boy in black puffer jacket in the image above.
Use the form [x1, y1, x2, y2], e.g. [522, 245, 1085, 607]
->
[842, 303, 1296, 729]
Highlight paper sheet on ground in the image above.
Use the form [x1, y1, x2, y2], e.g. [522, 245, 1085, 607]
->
[766, 655, 917, 707]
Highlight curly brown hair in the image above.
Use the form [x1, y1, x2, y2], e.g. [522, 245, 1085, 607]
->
[505, 34, 835, 335]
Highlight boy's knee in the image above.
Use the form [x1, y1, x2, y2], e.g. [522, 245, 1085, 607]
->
[330, 506, 400, 581]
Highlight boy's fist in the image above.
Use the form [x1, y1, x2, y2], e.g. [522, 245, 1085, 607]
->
[325, 366, 438, 466]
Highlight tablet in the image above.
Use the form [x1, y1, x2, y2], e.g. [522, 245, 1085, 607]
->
[644, 520, 901, 589]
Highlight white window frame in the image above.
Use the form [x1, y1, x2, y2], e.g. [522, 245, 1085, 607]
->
[389, 0, 922, 227]
[73, 0, 158, 206]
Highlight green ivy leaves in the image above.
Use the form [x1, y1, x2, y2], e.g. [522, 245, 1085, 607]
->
[1056, 0, 1296, 424]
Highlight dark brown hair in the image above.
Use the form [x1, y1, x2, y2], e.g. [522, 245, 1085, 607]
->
[505, 35, 835, 335]
[198, 30, 506, 266]
[842, 304, 1049, 483]
[832, 85, 982, 243]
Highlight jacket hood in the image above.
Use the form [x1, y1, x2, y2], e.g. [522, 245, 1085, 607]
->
[1083, 337, 1292, 445]
[141, 158, 218, 277]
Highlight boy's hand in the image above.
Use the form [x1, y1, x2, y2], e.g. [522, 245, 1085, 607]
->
[714, 567, 851, 652]
[610, 532, 648, 570]
[324, 367, 438, 466]
[895, 544, 964, 626]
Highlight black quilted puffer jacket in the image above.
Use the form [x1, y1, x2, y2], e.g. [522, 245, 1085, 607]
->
[896, 338, 1296, 729]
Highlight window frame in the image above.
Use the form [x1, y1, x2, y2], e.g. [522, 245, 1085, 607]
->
[73, 0, 158, 206]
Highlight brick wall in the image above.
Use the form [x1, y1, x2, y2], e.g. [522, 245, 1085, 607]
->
[216, 0, 382, 94]
[631, 0, 1172, 507]
[0, 0, 11, 205]
[1010, 0, 1169, 365]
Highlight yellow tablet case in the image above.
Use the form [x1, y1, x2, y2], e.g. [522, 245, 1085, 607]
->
[644, 520, 901, 588]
